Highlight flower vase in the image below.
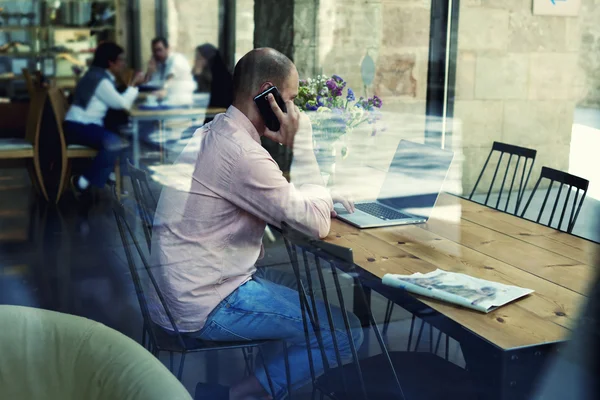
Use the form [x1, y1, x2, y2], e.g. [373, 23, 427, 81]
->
[314, 139, 336, 186]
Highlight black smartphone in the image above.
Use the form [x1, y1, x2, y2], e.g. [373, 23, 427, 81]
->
[253, 86, 287, 132]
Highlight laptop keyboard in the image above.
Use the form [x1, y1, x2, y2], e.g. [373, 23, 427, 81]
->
[355, 202, 411, 221]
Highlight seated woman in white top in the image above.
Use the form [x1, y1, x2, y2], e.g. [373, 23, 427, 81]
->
[64, 42, 144, 195]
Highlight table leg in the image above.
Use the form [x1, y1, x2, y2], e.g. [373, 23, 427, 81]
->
[461, 339, 559, 400]
[133, 120, 140, 168]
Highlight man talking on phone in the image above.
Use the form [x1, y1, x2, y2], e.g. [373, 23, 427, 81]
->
[149, 48, 359, 400]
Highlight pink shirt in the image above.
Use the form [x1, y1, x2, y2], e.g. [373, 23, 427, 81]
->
[149, 106, 333, 331]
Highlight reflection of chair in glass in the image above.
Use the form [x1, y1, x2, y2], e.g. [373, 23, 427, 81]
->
[0, 305, 192, 400]
[0, 89, 48, 201]
[469, 141, 537, 215]
[127, 159, 158, 250]
[112, 195, 284, 389]
[520, 167, 588, 234]
[281, 223, 478, 400]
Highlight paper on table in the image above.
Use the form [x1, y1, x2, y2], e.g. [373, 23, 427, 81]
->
[382, 269, 534, 313]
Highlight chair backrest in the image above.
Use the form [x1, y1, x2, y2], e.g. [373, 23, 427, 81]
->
[0, 305, 192, 400]
[520, 167, 589, 233]
[22, 68, 35, 97]
[127, 159, 158, 250]
[281, 222, 405, 400]
[24, 89, 47, 146]
[46, 87, 70, 152]
[111, 194, 187, 351]
[469, 141, 537, 215]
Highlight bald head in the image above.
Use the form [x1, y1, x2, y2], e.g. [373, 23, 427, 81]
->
[232, 48, 296, 103]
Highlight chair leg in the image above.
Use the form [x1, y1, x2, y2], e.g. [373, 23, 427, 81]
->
[382, 301, 394, 336]
[258, 349, 277, 399]
[141, 324, 147, 348]
[177, 352, 186, 381]
[242, 347, 254, 375]
[283, 342, 292, 400]
[115, 158, 121, 200]
[55, 159, 71, 204]
[28, 158, 49, 201]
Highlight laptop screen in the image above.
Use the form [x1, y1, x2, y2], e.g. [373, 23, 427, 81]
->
[377, 140, 454, 219]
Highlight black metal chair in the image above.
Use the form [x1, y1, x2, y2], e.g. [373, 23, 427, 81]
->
[383, 304, 452, 359]
[520, 166, 589, 234]
[112, 194, 287, 395]
[127, 159, 158, 250]
[281, 223, 478, 400]
[469, 141, 537, 215]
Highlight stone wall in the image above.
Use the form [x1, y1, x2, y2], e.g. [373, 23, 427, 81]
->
[454, 1, 590, 194]
[578, 0, 600, 108]
[139, 0, 157, 66]
[166, 0, 219, 65]
[313, 0, 430, 116]
[235, 0, 255, 63]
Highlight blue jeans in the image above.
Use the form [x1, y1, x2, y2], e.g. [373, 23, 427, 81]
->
[63, 121, 126, 188]
[192, 274, 364, 400]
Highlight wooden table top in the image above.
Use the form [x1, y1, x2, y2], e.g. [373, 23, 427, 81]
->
[324, 193, 597, 350]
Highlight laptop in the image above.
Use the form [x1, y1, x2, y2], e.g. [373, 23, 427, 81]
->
[334, 140, 454, 228]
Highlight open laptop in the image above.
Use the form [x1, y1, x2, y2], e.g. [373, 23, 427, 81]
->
[334, 140, 454, 228]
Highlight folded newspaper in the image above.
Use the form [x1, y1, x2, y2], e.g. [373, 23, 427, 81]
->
[382, 269, 534, 313]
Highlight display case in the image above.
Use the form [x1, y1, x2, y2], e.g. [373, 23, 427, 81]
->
[0, 0, 120, 98]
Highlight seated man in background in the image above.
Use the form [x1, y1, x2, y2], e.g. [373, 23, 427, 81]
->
[64, 42, 144, 196]
[144, 37, 193, 86]
[150, 48, 360, 400]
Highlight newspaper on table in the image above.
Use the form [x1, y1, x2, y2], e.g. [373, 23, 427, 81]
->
[382, 269, 534, 313]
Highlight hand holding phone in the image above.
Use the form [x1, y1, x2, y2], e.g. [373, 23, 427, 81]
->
[254, 86, 287, 131]
[254, 86, 300, 148]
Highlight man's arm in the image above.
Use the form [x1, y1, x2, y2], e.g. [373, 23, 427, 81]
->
[290, 112, 326, 187]
[95, 79, 139, 110]
[229, 149, 333, 239]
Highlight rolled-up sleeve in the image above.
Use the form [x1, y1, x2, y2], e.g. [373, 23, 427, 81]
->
[229, 149, 333, 238]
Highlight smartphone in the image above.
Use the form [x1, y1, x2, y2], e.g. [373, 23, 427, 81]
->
[253, 86, 287, 132]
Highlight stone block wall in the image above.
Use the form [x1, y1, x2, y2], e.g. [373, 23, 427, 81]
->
[579, 0, 600, 108]
[313, 0, 430, 116]
[166, 0, 219, 65]
[454, 1, 590, 194]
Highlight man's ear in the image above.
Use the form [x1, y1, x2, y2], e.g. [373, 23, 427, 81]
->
[258, 81, 274, 95]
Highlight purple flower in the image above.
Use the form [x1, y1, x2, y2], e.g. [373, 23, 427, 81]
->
[332, 87, 343, 97]
[316, 96, 325, 107]
[372, 95, 383, 108]
[305, 102, 318, 111]
[332, 74, 344, 84]
[326, 79, 337, 91]
[346, 88, 355, 101]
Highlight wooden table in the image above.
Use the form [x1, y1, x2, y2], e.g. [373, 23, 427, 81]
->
[128, 106, 226, 167]
[324, 193, 597, 399]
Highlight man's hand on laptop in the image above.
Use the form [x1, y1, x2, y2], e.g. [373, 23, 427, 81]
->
[330, 190, 355, 217]
[263, 94, 300, 148]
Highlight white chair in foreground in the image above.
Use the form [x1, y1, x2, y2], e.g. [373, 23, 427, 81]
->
[0, 305, 192, 400]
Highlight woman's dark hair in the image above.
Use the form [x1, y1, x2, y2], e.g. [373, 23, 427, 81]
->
[194, 44, 233, 122]
[91, 42, 124, 69]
